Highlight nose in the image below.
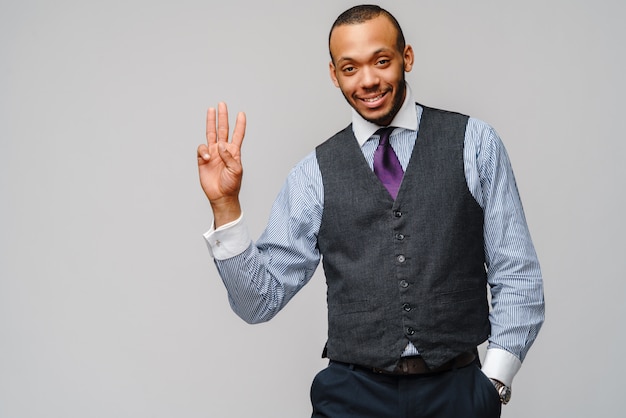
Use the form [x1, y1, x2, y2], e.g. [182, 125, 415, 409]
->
[359, 66, 379, 89]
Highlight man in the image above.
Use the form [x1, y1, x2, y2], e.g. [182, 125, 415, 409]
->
[197, 5, 544, 417]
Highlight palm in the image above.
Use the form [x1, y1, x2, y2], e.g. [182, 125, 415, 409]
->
[198, 140, 242, 200]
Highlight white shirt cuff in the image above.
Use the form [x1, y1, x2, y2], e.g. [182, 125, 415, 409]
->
[481, 348, 521, 387]
[202, 213, 250, 260]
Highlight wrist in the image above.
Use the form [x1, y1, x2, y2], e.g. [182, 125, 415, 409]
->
[210, 197, 242, 228]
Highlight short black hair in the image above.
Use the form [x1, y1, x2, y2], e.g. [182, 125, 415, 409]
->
[329, 5, 406, 63]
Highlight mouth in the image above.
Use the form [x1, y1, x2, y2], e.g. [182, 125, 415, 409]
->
[358, 91, 388, 108]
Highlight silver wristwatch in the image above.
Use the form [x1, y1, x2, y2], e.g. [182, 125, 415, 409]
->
[490, 379, 512, 405]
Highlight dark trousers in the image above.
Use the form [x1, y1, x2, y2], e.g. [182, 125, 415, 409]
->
[310, 360, 501, 418]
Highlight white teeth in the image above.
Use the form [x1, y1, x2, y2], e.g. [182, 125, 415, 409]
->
[363, 94, 384, 102]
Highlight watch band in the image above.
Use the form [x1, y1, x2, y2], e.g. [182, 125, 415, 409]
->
[490, 379, 512, 405]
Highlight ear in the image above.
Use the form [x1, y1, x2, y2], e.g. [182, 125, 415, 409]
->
[403, 45, 415, 72]
[329, 61, 340, 88]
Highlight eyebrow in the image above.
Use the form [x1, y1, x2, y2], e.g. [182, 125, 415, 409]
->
[336, 47, 394, 65]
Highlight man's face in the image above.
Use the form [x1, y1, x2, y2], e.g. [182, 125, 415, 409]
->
[329, 15, 414, 126]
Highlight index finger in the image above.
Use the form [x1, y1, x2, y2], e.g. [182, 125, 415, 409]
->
[206, 107, 216, 144]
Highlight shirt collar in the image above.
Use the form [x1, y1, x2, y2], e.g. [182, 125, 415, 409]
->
[351, 83, 419, 146]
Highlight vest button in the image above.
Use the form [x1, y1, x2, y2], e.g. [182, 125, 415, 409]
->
[400, 280, 409, 288]
[394, 211, 402, 218]
[406, 327, 415, 336]
[395, 233, 405, 240]
[397, 254, 406, 263]
[403, 303, 412, 312]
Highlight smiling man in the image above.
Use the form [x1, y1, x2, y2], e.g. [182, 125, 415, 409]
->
[197, 5, 544, 417]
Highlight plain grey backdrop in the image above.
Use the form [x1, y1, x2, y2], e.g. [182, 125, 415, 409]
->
[1, 0, 624, 417]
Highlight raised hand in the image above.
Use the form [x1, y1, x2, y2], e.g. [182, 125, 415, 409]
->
[197, 102, 246, 227]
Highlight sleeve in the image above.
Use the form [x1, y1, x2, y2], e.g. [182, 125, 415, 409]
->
[467, 120, 545, 387]
[203, 152, 324, 324]
[203, 214, 251, 260]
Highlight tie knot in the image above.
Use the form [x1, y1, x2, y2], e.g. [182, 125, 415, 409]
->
[375, 127, 395, 146]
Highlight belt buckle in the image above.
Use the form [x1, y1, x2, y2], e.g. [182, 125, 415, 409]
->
[400, 358, 411, 374]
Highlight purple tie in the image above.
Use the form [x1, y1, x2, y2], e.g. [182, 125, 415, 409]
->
[373, 127, 404, 199]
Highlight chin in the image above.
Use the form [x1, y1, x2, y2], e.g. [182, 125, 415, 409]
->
[360, 108, 395, 126]
[356, 91, 404, 125]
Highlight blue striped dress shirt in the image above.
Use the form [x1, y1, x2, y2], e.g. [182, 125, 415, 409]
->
[204, 85, 544, 386]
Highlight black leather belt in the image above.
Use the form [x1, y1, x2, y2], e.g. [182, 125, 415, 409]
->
[335, 352, 476, 376]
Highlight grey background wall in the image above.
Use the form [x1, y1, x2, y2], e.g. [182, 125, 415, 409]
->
[1, 0, 624, 417]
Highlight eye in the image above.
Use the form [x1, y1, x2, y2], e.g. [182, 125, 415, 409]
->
[377, 59, 390, 66]
[342, 66, 356, 73]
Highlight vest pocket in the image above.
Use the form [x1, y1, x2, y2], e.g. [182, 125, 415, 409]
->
[328, 299, 372, 315]
[434, 286, 487, 305]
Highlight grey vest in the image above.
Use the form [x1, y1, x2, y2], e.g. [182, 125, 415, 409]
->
[316, 105, 490, 371]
